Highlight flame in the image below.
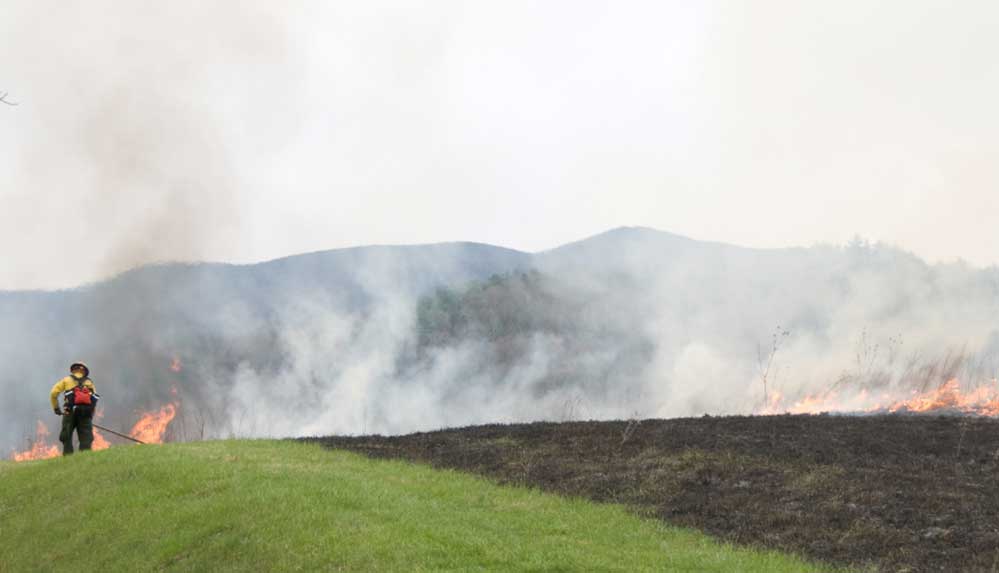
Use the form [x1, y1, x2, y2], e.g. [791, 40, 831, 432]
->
[888, 379, 999, 416]
[91, 409, 110, 450]
[759, 390, 784, 414]
[12, 388, 181, 460]
[12, 419, 110, 460]
[760, 378, 999, 417]
[169, 357, 182, 373]
[92, 429, 111, 450]
[12, 421, 61, 461]
[129, 403, 177, 443]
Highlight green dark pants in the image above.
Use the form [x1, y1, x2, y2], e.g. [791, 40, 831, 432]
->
[59, 406, 94, 455]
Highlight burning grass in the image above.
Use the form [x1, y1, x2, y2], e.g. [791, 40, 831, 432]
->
[9, 404, 178, 461]
[11, 421, 61, 462]
[0, 441, 828, 572]
[759, 378, 999, 418]
[10, 384, 181, 461]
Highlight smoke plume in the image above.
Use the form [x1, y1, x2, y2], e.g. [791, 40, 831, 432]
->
[4, 228, 999, 455]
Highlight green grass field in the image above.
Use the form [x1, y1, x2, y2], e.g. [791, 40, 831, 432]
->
[0, 440, 830, 572]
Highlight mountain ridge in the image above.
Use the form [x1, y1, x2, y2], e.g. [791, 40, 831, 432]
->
[4, 226, 885, 295]
[4, 225, 998, 455]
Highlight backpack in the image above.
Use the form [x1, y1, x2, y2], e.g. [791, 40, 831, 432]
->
[63, 379, 99, 409]
[72, 385, 92, 406]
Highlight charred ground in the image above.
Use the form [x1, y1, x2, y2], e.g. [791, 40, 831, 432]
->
[307, 414, 999, 572]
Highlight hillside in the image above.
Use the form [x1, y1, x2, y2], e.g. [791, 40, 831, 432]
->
[1, 241, 532, 450]
[0, 440, 826, 572]
[4, 227, 999, 455]
[315, 414, 999, 573]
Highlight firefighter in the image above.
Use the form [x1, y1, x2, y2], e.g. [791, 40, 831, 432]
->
[50, 362, 100, 455]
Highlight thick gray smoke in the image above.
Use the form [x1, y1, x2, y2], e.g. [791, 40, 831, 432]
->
[3, 228, 999, 455]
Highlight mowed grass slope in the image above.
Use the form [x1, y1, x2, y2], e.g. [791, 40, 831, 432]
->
[0, 441, 828, 572]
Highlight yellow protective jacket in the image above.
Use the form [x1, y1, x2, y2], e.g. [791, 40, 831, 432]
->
[50, 376, 97, 410]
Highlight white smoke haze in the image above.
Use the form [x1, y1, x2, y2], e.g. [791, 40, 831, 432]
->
[2, 228, 999, 455]
[3, 2, 999, 455]
[4, 2, 999, 292]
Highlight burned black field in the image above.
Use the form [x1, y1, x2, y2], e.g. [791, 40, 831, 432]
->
[308, 415, 999, 572]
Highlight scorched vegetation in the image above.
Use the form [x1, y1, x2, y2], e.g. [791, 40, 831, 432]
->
[315, 414, 999, 572]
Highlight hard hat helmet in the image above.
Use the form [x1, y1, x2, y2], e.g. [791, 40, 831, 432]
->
[70, 362, 90, 377]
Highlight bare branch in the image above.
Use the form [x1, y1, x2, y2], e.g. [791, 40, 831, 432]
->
[0, 91, 19, 106]
[757, 325, 790, 407]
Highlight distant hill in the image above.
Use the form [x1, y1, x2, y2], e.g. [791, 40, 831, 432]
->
[3, 228, 998, 454]
[1, 241, 530, 450]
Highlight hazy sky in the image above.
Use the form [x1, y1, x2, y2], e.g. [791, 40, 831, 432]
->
[2, 1, 997, 290]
